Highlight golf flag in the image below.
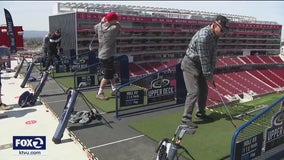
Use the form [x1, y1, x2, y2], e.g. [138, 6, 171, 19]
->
[4, 8, 17, 54]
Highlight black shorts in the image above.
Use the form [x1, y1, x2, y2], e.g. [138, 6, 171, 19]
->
[99, 57, 115, 79]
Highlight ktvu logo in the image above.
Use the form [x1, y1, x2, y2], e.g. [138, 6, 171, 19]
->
[13, 136, 46, 150]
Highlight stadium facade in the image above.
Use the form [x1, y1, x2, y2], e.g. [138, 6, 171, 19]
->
[50, 2, 282, 59]
[0, 25, 24, 51]
[48, 2, 284, 106]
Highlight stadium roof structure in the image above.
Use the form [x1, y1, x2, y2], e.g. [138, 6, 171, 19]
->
[55, 2, 278, 25]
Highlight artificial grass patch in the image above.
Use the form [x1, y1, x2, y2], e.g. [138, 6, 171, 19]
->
[129, 94, 284, 160]
[54, 77, 74, 88]
[129, 109, 246, 160]
[213, 93, 284, 118]
[82, 89, 117, 113]
[81, 87, 148, 113]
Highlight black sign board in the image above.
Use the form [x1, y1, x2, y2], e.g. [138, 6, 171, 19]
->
[120, 90, 144, 107]
[147, 86, 175, 104]
[76, 74, 95, 88]
[235, 133, 263, 160]
[265, 125, 284, 151]
[55, 64, 70, 73]
[264, 110, 284, 151]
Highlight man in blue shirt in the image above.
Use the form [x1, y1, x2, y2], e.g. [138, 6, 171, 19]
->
[181, 15, 229, 128]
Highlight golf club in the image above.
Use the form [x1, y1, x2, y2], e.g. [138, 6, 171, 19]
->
[212, 81, 237, 128]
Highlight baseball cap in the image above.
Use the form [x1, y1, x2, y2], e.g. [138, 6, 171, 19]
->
[105, 12, 120, 21]
[215, 15, 229, 30]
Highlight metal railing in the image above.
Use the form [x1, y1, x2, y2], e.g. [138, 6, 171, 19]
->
[115, 63, 181, 119]
[230, 96, 284, 160]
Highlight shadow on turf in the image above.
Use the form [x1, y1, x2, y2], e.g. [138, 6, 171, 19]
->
[193, 111, 239, 125]
[193, 112, 220, 124]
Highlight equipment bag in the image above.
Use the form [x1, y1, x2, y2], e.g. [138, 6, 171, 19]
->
[29, 71, 49, 106]
[52, 89, 77, 144]
[18, 71, 49, 107]
[155, 125, 196, 160]
[155, 138, 172, 160]
[20, 62, 35, 88]
[18, 91, 34, 108]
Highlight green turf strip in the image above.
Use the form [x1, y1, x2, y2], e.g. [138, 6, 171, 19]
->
[55, 77, 74, 88]
[213, 93, 284, 117]
[52, 70, 284, 159]
[82, 90, 116, 113]
[129, 93, 284, 160]
[129, 109, 246, 160]
[82, 87, 148, 113]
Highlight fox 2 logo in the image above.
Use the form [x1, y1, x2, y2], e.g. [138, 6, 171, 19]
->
[13, 136, 46, 150]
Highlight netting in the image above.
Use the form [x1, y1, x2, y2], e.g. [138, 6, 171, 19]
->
[231, 96, 284, 160]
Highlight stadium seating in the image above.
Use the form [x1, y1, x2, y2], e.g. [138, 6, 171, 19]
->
[247, 70, 280, 88]
[261, 69, 284, 87]
[149, 62, 166, 70]
[270, 56, 283, 63]
[216, 55, 284, 67]
[128, 55, 284, 107]
[139, 63, 156, 73]
[129, 63, 147, 75]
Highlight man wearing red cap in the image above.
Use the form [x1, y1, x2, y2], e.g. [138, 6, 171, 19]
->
[181, 15, 229, 128]
[94, 11, 121, 100]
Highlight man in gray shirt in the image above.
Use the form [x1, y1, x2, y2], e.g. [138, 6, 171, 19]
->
[94, 12, 121, 100]
[181, 15, 229, 128]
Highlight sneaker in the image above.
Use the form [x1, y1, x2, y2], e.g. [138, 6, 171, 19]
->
[96, 93, 108, 100]
[195, 113, 214, 121]
[0, 103, 13, 110]
[49, 65, 54, 69]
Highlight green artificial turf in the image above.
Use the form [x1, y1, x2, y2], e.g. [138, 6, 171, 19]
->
[53, 71, 91, 88]
[52, 71, 284, 159]
[213, 93, 284, 119]
[82, 90, 117, 113]
[53, 72, 150, 113]
[55, 76, 74, 88]
[129, 109, 245, 160]
[129, 93, 284, 160]
[82, 86, 148, 113]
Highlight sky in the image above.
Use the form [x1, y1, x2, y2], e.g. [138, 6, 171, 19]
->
[0, 1, 284, 41]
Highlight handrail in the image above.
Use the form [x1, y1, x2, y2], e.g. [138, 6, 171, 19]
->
[72, 55, 126, 89]
[230, 95, 284, 160]
[115, 62, 180, 119]
[73, 62, 100, 89]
